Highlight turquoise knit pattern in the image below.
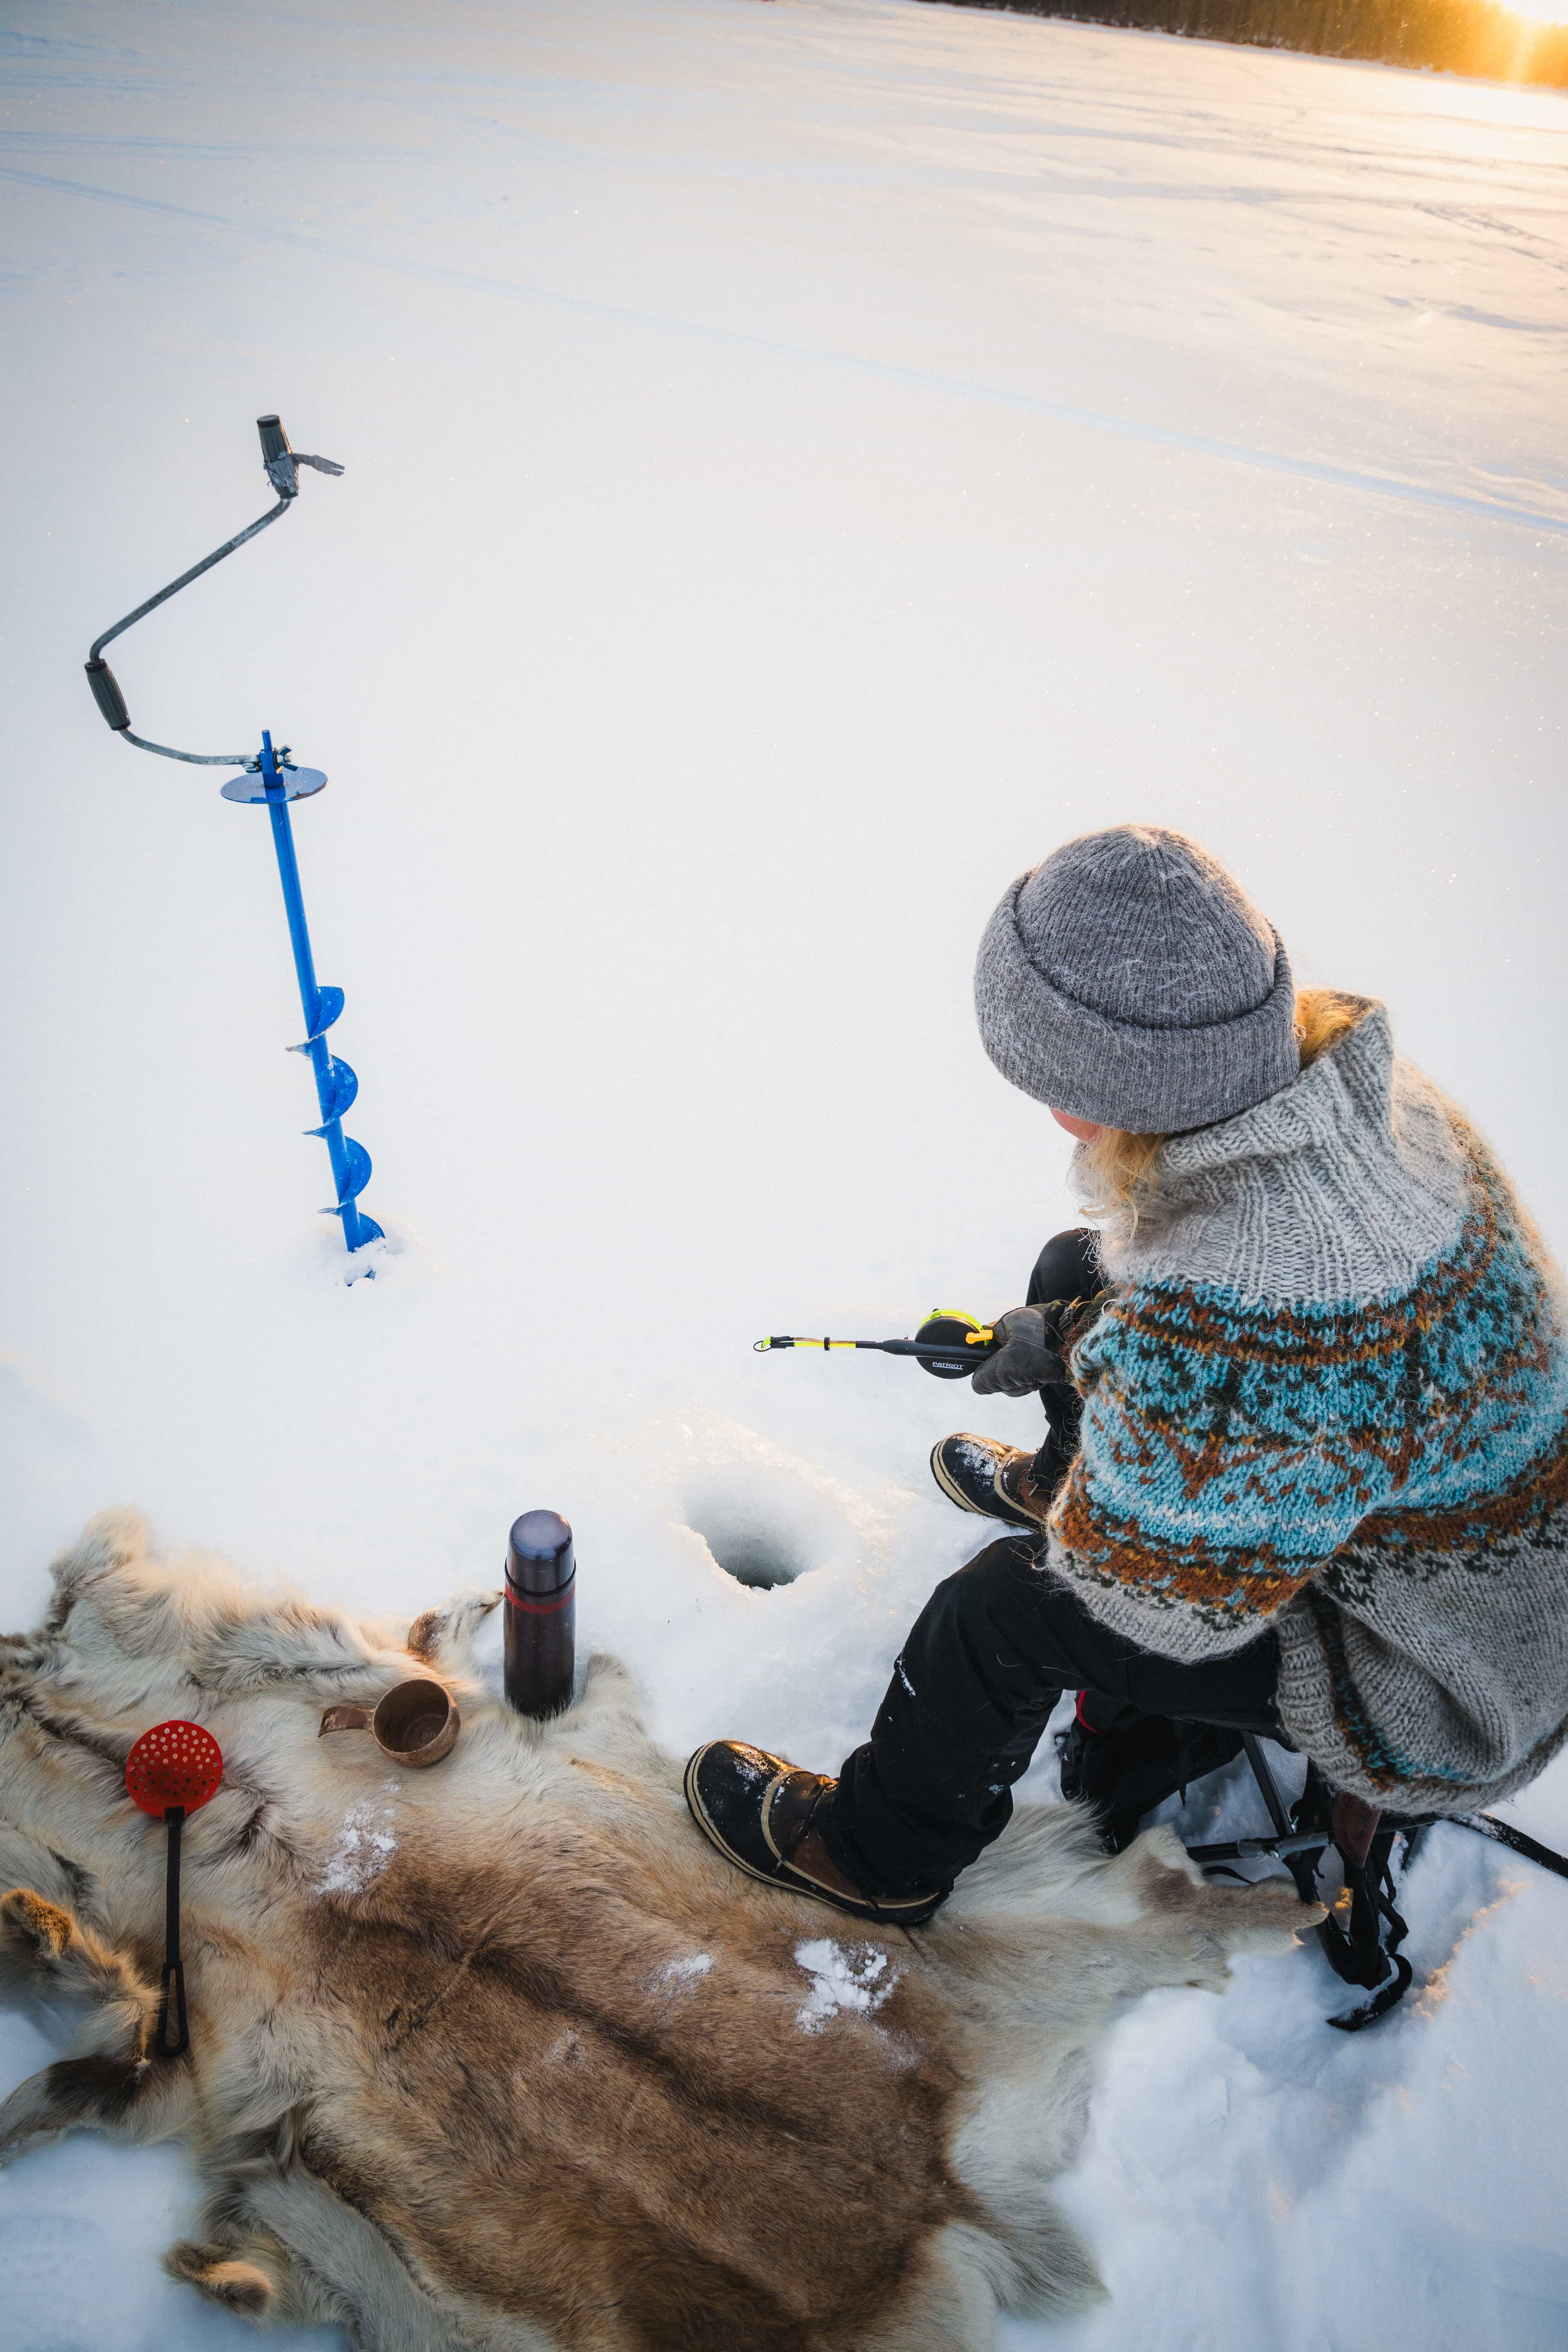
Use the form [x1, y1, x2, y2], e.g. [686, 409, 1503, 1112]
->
[1045, 1002, 1568, 1812]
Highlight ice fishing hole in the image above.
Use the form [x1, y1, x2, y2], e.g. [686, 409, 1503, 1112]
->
[685, 1468, 849, 1591]
[702, 1528, 801, 1590]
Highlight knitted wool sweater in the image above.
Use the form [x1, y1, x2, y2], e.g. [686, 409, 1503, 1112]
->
[1045, 999, 1568, 1813]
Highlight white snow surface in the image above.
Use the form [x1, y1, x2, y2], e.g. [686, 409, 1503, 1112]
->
[2, 0, 1567, 2345]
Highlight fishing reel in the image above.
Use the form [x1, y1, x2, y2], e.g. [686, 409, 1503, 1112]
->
[755, 1310, 1000, 1377]
[906, 1311, 999, 1377]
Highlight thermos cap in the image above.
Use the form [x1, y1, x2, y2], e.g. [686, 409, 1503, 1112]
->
[507, 1509, 575, 1597]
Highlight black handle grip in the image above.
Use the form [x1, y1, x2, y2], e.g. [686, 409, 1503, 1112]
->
[156, 1958, 189, 2057]
[256, 414, 298, 499]
[85, 658, 130, 730]
[155, 1808, 189, 2057]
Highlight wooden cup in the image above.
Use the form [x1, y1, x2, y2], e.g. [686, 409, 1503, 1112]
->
[318, 1677, 458, 1767]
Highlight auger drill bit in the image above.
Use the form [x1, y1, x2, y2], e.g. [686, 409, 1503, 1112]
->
[222, 732, 383, 1254]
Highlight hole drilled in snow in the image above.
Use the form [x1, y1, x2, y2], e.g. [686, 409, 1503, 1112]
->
[684, 1465, 851, 1591]
[693, 1516, 802, 1590]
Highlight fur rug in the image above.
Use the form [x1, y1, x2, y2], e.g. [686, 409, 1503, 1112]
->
[0, 1511, 1312, 2350]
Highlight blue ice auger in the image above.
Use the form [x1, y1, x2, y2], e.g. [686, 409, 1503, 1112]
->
[84, 417, 383, 1257]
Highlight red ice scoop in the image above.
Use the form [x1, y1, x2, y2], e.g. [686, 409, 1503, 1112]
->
[126, 1720, 223, 2058]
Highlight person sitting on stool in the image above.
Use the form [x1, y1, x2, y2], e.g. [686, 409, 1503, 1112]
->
[686, 825, 1568, 1923]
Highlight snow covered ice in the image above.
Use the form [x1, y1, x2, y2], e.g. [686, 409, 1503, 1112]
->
[2, 0, 1567, 2345]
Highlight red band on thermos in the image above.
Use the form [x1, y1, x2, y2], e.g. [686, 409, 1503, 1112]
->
[504, 1581, 575, 1616]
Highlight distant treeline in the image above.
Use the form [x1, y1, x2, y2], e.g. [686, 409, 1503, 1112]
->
[926, 0, 1568, 87]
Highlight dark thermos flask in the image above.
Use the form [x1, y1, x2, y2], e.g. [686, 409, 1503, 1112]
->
[504, 1510, 576, 1718]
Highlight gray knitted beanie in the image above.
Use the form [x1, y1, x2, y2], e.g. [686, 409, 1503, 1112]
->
[974, 826, 1298, 1132]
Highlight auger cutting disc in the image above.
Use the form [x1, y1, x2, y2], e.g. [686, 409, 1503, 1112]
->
[126, 1720, 224, 1818]
[220, 765, 327, 804]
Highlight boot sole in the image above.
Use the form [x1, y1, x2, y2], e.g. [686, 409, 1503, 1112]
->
[929, 1439, 1047, 1533]
[682, 1746, 944, 1928]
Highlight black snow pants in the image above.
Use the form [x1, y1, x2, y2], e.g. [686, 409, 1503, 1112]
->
[821, 1229, 1283, 1900]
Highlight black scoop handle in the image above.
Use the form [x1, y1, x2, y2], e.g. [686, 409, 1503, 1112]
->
[154, 1806, 189, 2058]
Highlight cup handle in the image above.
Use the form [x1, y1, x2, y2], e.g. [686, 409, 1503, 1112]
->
[318, 1704, 373, 1737]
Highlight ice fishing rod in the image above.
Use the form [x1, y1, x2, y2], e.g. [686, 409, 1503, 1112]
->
[755, 1311, 1001, 1379]
[83, 416, 383, 1258]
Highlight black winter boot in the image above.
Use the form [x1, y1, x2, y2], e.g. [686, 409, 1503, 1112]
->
[929, 1433, 1056, 1531]
[684, 1740, 947, 1925]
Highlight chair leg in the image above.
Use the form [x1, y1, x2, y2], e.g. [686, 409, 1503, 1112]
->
[1241, 1732, 1322, 1907]
[1241, 1731, 1291, 1834]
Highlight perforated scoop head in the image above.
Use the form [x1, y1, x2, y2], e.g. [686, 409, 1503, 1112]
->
[126, 1721, 223, 1819]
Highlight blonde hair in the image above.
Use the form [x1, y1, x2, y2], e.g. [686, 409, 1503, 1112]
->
[1075, 987, 1364, 1223]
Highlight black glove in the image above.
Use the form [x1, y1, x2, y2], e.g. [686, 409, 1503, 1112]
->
[970, 1305, 1069, 1399]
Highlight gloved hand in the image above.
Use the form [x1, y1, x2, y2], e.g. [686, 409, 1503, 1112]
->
[970, 1305, 1068, 1399]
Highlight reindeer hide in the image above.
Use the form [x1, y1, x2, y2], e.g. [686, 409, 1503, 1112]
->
[0, 1511, 1312, 2350]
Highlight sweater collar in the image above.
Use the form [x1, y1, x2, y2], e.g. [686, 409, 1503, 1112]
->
[1155, 995, 1392, 1182]
[1079, 997, 1473, 1303]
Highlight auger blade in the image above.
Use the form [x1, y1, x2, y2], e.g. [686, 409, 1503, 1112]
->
[320, 1136, 373, 1214]
[325, 1056, 358, 1117]
[291, 984, 345, 1049]
[304, 1056, 358, 1129]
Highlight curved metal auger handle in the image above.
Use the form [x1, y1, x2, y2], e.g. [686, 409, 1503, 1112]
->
[85, 415, 343, 768]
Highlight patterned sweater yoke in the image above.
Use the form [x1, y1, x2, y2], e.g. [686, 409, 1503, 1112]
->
[1044, 1000, 1568, 1813]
